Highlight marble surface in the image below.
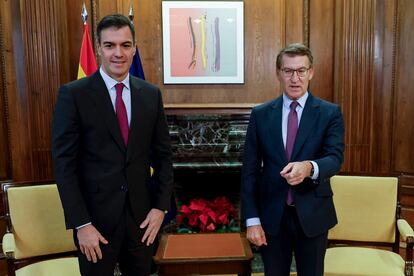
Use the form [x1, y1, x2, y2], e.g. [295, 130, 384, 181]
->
[167, 114, 249, 169]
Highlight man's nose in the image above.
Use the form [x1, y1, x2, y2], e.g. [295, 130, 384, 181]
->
[290, 71, 300, 81]
[114, 46, 123, 57]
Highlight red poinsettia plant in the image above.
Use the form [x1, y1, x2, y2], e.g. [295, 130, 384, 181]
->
[177, 196, 239, 233]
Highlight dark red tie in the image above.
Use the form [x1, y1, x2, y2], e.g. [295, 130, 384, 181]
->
[286, 101, 298, 205]
[115, 83, 128, 146]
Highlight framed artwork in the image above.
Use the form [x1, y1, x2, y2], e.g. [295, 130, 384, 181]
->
[162, 1, 244, 84]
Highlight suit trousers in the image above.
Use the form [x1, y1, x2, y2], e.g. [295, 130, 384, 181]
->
[74, 200, 154, 276]
[261, 205, 328, 276]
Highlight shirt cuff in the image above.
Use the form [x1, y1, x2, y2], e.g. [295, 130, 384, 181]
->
[246, 217, 261, 227]
[76, 222, 92, 230]
[310, 161, 319, 179]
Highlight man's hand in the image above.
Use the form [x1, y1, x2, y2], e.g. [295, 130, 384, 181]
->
[280, 161, 313, 185]
[140, 208, 165, 246]
[246, 225, 267, 247]
[77, 224, 108, 263]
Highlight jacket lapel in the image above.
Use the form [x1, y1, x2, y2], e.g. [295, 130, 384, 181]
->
[89, 72, 126, 153]
[126, 78, 144, 162]
[291, 94, 320, 160]
[269, 97, 288, 163]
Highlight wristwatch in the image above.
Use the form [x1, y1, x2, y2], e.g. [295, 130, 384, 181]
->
[309, 162, 314, 177]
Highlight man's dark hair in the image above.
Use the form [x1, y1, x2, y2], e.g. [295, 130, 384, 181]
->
[96, 14, 135, 43]
[276, 43, 313, 69]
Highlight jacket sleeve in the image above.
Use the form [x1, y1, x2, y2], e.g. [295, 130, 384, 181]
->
[52, 85, 90, 229]
[314, 105, 345, 181]
[241, 109, 262, 220]
[149, 89, 174, 212]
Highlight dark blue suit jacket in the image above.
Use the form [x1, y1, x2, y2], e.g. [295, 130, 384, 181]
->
[241, 93, 344, 238]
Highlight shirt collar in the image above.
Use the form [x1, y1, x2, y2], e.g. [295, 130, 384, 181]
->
[283, 91, 309, 109]
[99, 67, 130, 91]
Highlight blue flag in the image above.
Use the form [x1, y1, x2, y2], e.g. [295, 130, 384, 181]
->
[129, 46, 145, 80]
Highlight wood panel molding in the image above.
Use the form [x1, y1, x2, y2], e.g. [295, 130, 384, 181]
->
[0, 1, 12, 180]
[309, 0, 335, 101]
[5, 0, 70, 181]
[393, 0, 414, 173]
[303, 0, 310, 47]
[334, 0, 394, 173]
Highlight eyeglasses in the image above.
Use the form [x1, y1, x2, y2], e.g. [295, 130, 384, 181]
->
[280, 67, 310, 78]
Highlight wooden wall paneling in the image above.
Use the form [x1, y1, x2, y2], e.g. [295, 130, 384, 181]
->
[134, 0, 163, 86]
[393, 0, 414, 173]
[18, 0, 70, 180]
[4, 0, 71, 181]
[0, 0, 12, 180]
[5, 0, 33, 181]
[284, 0, 304, 45]
[237, 0, 283, 103]
[1, 0, 411, 183]
[371, 0, 396, 173]
[308, 0, 334, 102]
[96, 0, 117, 21]
[334, 0, 376, 173]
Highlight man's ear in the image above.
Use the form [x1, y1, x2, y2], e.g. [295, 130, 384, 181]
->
[96, 41, 101, 56]
[308, 67, 314, 80]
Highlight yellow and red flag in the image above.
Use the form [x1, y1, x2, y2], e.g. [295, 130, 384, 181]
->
[77, 23, 97, 79]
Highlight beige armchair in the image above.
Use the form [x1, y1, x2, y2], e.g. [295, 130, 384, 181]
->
[325, 175, 414, 276]
[2, 182, 80, 276]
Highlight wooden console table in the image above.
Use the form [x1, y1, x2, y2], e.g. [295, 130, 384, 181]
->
[154, 233, 253, 276]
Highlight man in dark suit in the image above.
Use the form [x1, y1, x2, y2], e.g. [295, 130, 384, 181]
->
[52, 14, 173, 276]
[241, 43, 344, 276]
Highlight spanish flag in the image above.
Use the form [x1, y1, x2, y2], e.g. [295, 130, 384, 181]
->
[77, 23, 97, 79]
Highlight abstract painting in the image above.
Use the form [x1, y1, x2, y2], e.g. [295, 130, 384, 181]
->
[162, 1, 244, 84]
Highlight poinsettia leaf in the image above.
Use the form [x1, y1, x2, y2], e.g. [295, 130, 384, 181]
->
[189, 199, 206, 211]
[206, 209, 217, 223]
[218, 213, 229, 224]
[188, 214, 198, 227]
[199, 213, 208, 225]
[206, 222, 216, 231]
[180, 205, 191, 214]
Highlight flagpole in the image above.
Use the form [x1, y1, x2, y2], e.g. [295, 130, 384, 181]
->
[81, 3, 88, 25]
[77, 3, 97, 79]
[128, 3, 134, 25]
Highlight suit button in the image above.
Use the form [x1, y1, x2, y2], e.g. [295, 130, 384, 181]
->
[121, 185, 127, 191]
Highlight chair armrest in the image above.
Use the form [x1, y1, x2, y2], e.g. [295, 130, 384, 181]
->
[397, 219, 414, 276]
[397, 219, 414, 240]
[2, 232, 16, 258]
